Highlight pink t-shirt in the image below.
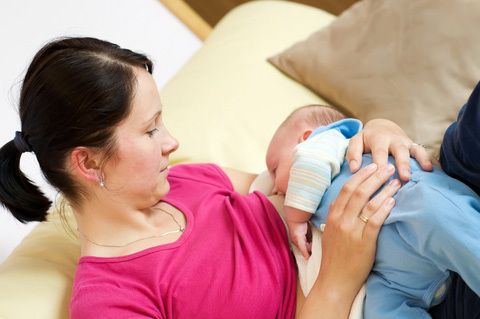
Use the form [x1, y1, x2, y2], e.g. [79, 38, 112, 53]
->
[70, 163, 297, 319]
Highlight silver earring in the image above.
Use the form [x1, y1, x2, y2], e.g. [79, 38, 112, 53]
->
[99, 175, 105, 188]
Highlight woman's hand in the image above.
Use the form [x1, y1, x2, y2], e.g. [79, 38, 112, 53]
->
[346, 119, 433, 181]
[298, 163, 400, 319]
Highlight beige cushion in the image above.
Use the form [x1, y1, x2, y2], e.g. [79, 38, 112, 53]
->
[269, 0, 480, 156]
[0, 204, 79, 319]
[0, 2, 334, 318]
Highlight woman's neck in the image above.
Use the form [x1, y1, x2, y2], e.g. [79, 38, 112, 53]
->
[74, 197, 182, 257]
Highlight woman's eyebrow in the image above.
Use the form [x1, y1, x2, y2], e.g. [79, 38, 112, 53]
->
[142, 110, 162, 126]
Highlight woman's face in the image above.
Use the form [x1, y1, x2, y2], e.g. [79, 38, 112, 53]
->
[266, 125, 301, 195]
[102, 67, 178, 209]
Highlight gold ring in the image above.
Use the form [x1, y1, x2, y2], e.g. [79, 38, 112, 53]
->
[358, 214, 369, 224]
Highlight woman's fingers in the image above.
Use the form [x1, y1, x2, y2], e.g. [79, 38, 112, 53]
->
[330, 162, 378, 215]
[363, 197, 396, 242]
[354, 178, 401, 237]
[342, 164, 395, 221]
[357, 178, 400, 219]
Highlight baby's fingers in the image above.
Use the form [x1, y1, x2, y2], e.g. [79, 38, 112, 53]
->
[295, 236, 311, 261]
[410, 144, 434, 172]
[390, 142, 412, 181]
[346, 133, 365, 172]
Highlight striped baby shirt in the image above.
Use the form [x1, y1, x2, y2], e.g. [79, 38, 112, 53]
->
[285, 119, 363, 213]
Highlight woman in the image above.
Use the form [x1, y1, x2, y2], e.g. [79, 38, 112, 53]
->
[0, 37, 432, 318]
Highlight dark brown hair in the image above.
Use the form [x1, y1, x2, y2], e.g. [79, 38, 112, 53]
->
[0, 37, 153, 223]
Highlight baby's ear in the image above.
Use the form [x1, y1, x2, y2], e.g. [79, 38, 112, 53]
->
[300, 130, 312, 142]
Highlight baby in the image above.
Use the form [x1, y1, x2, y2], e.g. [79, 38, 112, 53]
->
[265, 104, 480, 318]
[266, 105, 359, 259]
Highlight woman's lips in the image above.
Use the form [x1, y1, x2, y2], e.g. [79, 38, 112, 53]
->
[160, 165, 170, 173]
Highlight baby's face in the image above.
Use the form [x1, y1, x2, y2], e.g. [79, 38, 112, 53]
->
[266, 125, 303, 195]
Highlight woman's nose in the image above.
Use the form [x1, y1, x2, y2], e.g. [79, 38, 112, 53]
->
[162, 133, 179, 155]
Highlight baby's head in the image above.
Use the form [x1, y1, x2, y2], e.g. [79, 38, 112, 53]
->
[266, 105, 346, 194]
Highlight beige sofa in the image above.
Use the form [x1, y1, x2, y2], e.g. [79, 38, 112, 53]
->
[0, 2, 333, 318]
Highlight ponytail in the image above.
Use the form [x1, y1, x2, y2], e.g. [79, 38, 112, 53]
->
[0, 140, 51, 223]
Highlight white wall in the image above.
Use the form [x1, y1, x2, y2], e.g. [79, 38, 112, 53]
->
[0, 0, 202, 263]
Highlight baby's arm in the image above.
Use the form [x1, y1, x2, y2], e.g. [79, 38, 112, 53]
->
[285, 206, 312, 260]
[286, 123, 361, 259]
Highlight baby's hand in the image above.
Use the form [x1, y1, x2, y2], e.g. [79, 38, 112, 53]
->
[287, 220, 312, 260]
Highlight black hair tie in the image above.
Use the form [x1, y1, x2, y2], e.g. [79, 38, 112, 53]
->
[13, 131, 33, 153]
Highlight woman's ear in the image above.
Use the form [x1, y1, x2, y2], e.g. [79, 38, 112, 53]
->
[300, 130, 313, 142]
[69, 147, 102, 184]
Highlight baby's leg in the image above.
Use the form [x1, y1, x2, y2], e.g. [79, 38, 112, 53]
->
[365, 273, 432, 319]
[367, 223, 447, 318]
[367, 174, 480, 318]
[390, 175, 480, 296]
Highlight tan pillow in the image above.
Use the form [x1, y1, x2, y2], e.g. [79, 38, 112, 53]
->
[269, 0, 480, 155]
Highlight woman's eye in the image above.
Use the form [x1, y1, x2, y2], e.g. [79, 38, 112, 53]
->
[147, 128, 159, 137]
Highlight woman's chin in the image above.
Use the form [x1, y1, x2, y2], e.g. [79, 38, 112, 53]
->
[156, 181, 171, 199]
[139, 181, 171, 207]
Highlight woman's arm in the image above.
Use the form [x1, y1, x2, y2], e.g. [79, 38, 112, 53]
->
[346, 119, 433, 181]
[296, 163, 400, 319]
[221, 167, 258, 195]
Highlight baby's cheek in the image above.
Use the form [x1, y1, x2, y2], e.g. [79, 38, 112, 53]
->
[277, 177, 289, 195]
